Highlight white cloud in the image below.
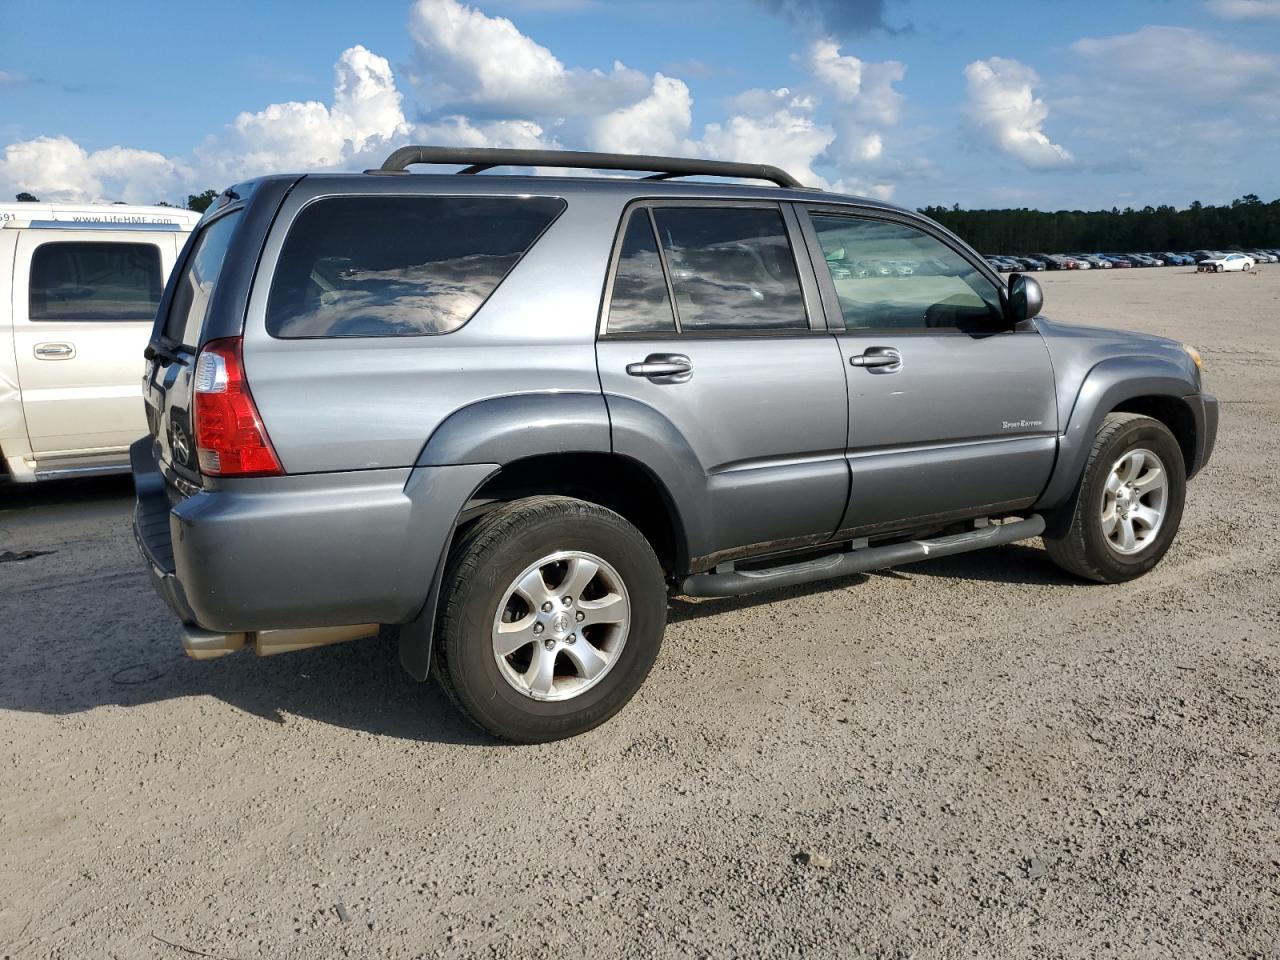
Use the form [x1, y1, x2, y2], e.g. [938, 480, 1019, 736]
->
[963, 57, 1074, 170]
[408, 0, 648, 116]
[1071, 26, 1278, 101]
[588, 74, 692, 155]
[0, 136, 189, 203]
[699, 88, 834, 188]
[197, 44, 408, 178]
[0, 1, 921, 204]
[803, 39, 908, 194]
[1205, 0, 1280, 18]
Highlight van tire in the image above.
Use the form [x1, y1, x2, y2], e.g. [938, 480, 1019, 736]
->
[432, 496, 667, 743]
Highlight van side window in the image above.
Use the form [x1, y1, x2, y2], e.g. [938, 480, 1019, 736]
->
[266, 196, 566, 338]
[29, 242, 162, 322]
[606, 210, 677, 334]
[808, 214, 1004, 331]
[650, 206, 807, 333]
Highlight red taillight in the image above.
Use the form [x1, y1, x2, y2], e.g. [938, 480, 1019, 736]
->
[192, 337, 283, 477]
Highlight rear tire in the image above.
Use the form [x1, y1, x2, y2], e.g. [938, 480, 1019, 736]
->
[432, 496, 667, 743]
[1044, 413, 1186, 583]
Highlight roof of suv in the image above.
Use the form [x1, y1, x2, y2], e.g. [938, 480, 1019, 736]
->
[221, 146, 906, 218]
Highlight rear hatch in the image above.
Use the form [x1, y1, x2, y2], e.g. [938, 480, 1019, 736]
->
[143, 206, 243, 491]
[141, 178, 298, 493]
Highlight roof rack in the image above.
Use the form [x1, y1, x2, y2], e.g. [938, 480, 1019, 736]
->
[372, 145, 805, 189]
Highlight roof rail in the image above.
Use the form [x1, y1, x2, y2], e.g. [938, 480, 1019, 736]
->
[372, 145, 805, 189]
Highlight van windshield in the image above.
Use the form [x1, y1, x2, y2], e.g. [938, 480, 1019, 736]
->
[163, 210, 241, 348]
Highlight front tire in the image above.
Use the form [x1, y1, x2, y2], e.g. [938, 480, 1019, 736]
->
[1044, 413, 1186, 583]
[433, 496, 667, 743]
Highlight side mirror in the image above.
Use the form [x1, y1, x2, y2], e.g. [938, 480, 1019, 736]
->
[1007, 272, 1044, 323]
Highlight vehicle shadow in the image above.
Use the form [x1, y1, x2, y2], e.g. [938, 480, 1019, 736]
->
[2, 476, 493, 745]
[0, 473, 134, 510]
[1, 483, 1074, 746]
[0, 572, 493, 747]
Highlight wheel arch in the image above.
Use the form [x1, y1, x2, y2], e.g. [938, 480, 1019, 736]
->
[1036, 355, 1200, 514]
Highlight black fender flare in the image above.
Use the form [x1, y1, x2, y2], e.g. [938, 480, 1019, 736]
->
[400, 391, 702, 680]
[416, 392, 611, 466]
[1035, 355, 1200, 522]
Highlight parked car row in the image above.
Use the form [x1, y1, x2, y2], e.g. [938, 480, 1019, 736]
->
[985, 249, 1280, 273]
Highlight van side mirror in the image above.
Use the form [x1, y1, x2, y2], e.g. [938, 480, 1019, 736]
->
[1007, 272, 1043, 323]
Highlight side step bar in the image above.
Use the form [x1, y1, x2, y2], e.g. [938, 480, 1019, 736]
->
[181, 623, 379, 661]
[679, 515, 1046, 599]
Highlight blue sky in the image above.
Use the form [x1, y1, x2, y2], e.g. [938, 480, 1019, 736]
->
[2, 0, 1278, 210]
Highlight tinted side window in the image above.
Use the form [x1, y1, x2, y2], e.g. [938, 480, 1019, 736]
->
[164, 211, 241, 347]
[606, 210, 676, 334]
[267, 196, 566, 338]
[809, 214, 1003, 331]
[651, 206, 807, 332]
[29, 242, 162, 322]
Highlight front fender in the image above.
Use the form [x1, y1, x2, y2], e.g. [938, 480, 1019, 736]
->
[1035, 355, 1199, 512]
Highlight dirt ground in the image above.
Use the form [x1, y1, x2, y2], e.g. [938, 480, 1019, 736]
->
[1, 266, 1277, 959]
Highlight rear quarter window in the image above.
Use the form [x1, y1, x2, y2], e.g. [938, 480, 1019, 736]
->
[266, 195, 566, 338]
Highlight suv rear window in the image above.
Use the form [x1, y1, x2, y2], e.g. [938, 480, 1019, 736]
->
[29, 242, 162, 322]
[266, 195, 566, 338]
[164, 210, 241, 347]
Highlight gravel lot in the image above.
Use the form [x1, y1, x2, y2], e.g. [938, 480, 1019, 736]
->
[2, 267, 1277, 960]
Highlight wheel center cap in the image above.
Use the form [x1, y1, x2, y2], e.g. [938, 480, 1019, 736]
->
[551, 613, 571, 635]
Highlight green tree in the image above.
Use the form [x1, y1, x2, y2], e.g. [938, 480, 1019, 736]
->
[15, 191, 38, 202]
[186, 189, 219, 213]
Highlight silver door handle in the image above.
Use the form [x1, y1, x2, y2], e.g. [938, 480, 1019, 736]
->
[626, 354, 692, 383]
[34, 342, 76, 360]
[850, 348, 901, 370]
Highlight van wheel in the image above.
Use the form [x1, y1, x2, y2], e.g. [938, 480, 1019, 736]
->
[1044, 413, 1186, 583]
[432, 496, 666, 743]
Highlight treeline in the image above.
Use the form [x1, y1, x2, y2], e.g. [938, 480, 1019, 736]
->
[919, 195, 1279, 255]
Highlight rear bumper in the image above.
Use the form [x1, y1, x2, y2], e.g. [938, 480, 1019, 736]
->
[130, 437, 496, 637]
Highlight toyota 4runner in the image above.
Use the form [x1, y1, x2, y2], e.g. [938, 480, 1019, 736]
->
[132, 146, 1218, 742]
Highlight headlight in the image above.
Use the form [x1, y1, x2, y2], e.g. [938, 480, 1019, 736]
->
[1182, 344, 1203, 371]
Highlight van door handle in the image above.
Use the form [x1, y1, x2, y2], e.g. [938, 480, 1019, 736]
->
[34, 342, 76, 360]
[850, 347, 901, 371]
[626, 354, 692, 383]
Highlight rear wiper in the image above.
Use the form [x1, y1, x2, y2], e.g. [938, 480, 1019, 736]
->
[144, 341, 183, 367]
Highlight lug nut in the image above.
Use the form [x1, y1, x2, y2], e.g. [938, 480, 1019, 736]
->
[541, 602, 554, 613]
[562, 596, 573, 606]
[533, 623, 544, 634]
[566, 633, 576, 644]
[575, 611, 585, 622]
[544, 638, 555, 650]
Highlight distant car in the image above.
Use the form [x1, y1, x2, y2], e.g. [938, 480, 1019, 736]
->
[1197, 253, 1254, 272]
[1013, 257, 1044, 271]
[1190, 251, 1219, 263]
[1248, 250, 1277, 264]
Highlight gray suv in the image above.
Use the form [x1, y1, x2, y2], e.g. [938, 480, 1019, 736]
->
[132, 146, 1218, 742]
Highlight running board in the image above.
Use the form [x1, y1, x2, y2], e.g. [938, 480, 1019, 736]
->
[678, 515, 1046, 599]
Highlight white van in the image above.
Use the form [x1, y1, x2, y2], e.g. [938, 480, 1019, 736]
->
[0, 202, 201, 482]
